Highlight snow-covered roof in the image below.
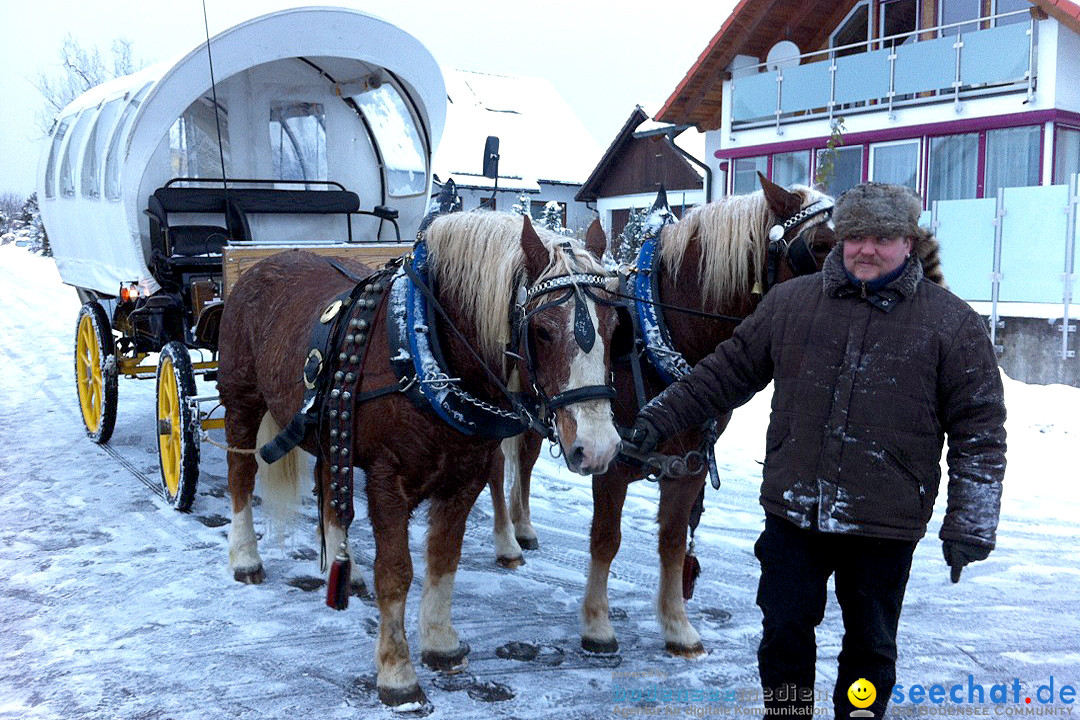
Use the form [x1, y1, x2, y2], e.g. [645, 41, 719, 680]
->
[434, 69, 602, 187]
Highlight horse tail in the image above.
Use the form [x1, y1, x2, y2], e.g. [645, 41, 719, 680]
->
[915, 229, 947, 289]
[254, 411, 304, 536]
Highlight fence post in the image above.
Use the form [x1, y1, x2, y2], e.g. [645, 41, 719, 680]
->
[990, 189, 1005, 353]
[1063, 173, 1078, 359]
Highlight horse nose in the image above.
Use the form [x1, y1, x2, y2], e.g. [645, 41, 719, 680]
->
[568, 439, 619, 476]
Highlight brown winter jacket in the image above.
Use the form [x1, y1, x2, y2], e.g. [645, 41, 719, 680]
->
[640, 246, 1006, 546]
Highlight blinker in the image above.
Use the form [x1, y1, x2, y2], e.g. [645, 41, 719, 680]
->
[573, 287, 595, 353]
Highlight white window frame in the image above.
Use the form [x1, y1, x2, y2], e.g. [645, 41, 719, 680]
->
[869, 138, 921, 191]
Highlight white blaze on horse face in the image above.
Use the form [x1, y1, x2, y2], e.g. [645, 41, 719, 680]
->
[556, 293, 620, 476]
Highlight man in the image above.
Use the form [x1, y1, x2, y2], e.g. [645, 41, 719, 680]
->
[631, 183, 1006, 719]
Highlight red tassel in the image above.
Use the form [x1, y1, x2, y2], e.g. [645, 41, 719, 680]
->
[682, 548, 701, 601]
[326, 542, 351, 610]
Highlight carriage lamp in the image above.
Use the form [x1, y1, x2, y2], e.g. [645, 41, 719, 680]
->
[120, 283, 140, 302]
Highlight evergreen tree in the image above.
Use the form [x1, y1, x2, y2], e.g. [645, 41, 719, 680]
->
[511, 192, 532, 218]
[538, 201, 572, 237]
[18, 193, 50, 256]
[617, 206, 651, 264]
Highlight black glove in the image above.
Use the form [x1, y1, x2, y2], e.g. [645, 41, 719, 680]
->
[628, 416, 662, 456]
[943, 540, 991, 583]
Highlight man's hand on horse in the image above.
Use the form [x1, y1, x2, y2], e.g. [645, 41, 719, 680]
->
[943, 540, 991, 583]
[628, 416, 662, 456]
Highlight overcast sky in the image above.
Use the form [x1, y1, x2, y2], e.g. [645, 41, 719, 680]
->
[0, 0, 737, 198]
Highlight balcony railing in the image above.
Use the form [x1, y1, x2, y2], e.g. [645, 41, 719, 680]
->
[730, 10, 1036, 132]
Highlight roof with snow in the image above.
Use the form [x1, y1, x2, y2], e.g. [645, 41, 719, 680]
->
[434, 69, 602, 189]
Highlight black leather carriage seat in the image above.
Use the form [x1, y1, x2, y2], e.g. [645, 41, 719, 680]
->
[147, 188, 230, 264]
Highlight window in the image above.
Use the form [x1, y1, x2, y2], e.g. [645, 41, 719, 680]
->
[1053, 127, 1080, 186]
[984, 125, 1040, 196]
[816, 145, 864, 197]
[940, 0, 981, 35]
[927, 133, 979, 201]
[994, 0, 1030, 26]
[81, 98, 123, 199]
[268, 102, 324, 182]
[104, 84, 150, 201]
[44, 115, 74, 199]
[881, 0, 918, 46]
[169, 98, 230, 179]
[870, 139, 919, 190]
[60, 110, 95, 198]
[353, 84, 428, 197]
[732, 156, 768, 195]
[831, 2, 871, 56]
[772, 150, 811, 188]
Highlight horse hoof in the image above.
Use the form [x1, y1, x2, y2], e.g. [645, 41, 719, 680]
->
[421, 642, 470, 673]
[378, 684, 430, 713]
[581, 636, 619, 655]
[496, 554, 525, 569]
[350, 578, 372, 600]
[233, 566, 265, 584]
[665, 641, 706, 659]
[515, 536, 539, 550]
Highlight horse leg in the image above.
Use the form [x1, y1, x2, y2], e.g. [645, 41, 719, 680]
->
[368, 467, 425, 709]
[510, 432, 543, 550]
[580, 472, 629, 653]
[318, 463, 370, 599]
[656, 471, 707, 658]
[419, 460, 488, 672]
[226, 405, 266, 584]
[490, 441, 523, 568]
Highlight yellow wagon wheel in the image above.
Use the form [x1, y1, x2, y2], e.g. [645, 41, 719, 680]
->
[156, 341, 200, 511]
[74, 301, 118, 444]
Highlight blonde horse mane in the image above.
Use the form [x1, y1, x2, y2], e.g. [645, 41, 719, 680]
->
[658, 184, 830, 308]
[424, 210, 610, 366]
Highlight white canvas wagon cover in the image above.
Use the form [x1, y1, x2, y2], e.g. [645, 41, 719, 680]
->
[39, 6, 446, 296]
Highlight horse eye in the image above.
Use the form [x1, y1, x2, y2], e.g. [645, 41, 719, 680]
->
[535, 326, 553, 343]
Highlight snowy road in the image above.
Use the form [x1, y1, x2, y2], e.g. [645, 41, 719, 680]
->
[1, 243, 1078, 719]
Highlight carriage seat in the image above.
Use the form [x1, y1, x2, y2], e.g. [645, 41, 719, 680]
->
[223, 189, 361, 243]
[147, 188, 230, 263]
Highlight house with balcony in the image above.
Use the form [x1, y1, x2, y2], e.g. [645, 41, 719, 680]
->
[658, 0, 1080, 384]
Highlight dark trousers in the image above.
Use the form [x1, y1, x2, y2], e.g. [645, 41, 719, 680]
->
[754, 513, 917, 720]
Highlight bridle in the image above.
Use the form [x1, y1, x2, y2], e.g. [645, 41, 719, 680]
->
[509, 243, 622, 439]
[763, 198, 834, 293]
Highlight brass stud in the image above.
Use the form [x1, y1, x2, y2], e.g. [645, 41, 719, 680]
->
[340, 411, 350, 421]
[346, 334, 355, 344]
[356, 333, 366, 345]
[329, 409, 338, 419]
[330, 429, 338, 439]
[330, 444, 338, 454]
[330, 390, 340, 400]
[357, 319, 368, 330]
[340, 448, 349, 457]
[365, 284, 374, 293]
[331, 465, 339, 474]
[338, 352, 347, 363]
[342, 391, 351, 402]
[345, 371, 356, 382]
[339, 466, 349, 475]
[334, 371, 344, 382]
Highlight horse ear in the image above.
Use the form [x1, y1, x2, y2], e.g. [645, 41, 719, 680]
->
[520, 215, 550, 282]
[759, 171, 802, 219]
[584, 219, 607, 261]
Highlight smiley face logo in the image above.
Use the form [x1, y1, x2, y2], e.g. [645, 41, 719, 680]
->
[848, 678, 877, 709]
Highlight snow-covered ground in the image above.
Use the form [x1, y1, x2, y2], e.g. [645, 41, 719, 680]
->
[1, 242, 1078, 719]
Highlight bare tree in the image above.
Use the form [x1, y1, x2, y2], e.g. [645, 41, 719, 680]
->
[0, 192, 22, 234]
[32, 34, 141, 135]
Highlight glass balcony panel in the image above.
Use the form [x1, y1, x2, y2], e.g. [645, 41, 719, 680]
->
[731, 71, 778, 123]
[893, 35, 956, 95]
[833, 47, 891, 106]
[779, 62, 833, 116]
[935, 198, 996, 301]
[961, 23, 1029, 87]
[999, 185, 1069, 303]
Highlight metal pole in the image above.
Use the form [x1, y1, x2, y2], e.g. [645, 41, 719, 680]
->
[990, 188, 1005, 352]
[1063, 173, 1078, 359]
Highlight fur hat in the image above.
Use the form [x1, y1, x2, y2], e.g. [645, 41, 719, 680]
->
[832, 182, 924, 241]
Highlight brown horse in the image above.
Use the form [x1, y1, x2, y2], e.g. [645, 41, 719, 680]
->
[488, 177, 838, 657]
[217, 211, 621, 709]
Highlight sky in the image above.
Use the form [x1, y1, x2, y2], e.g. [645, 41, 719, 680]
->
[0, 0, 738, 198]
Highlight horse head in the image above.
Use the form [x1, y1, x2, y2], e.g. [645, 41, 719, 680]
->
[516, 216, 621, 476]
[758, 173, 837, 288]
